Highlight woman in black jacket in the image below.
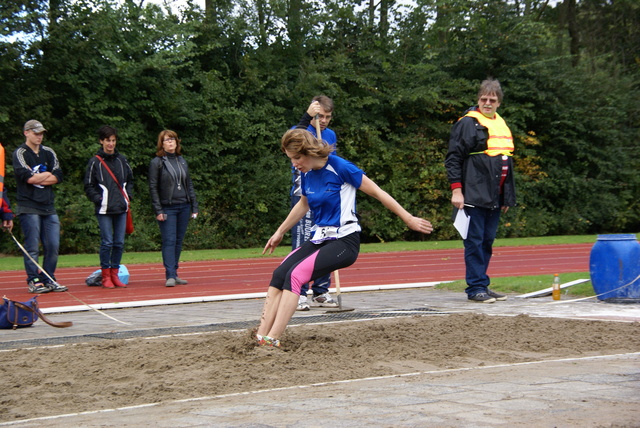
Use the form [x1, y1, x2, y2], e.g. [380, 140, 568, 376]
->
[84, 126, 133, 288]
[148, 130, 199, 287]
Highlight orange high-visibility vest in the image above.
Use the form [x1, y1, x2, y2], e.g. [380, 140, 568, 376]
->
[0, 143, 5, 193]
[465, 111, 514, 157]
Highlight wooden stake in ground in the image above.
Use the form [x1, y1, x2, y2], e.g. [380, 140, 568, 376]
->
[325, 269, 354, 312]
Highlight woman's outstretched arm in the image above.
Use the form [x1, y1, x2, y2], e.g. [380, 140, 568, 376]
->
[358, 175, 433, 234]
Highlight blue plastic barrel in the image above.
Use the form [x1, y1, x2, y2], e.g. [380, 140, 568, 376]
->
[589, 234, 640, 303]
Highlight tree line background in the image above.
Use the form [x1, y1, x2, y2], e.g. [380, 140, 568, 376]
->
[0, 0, 638, 255]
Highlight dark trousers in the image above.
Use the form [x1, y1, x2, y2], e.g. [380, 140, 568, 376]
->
[97, 212, 126, 269]
[19, 213, 60, 283]
[158, 203, 191, 279]
[463, 206, 501, 297]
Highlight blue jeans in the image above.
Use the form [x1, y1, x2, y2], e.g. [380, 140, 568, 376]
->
[97, 212, 126, 269]
[463, 206, 501, 297]
[290, 195, 331, 297]
[158, 203, 191, 279]
[19, 213, 60, 283]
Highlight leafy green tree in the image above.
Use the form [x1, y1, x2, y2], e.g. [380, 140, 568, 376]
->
[0, 0, 638, 256]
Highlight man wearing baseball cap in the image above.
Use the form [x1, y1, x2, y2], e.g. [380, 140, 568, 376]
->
[12, 119, 67, 293]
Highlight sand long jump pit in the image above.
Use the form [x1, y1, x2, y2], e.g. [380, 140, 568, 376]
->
[1, 311, 639, 425]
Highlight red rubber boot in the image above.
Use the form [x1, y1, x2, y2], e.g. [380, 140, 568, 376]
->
[110, 268, 127, 288]
[101, 268, 115, 289]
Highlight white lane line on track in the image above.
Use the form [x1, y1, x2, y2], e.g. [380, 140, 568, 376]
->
[41, 282, 444, 314]
[1, 351, 638, 426]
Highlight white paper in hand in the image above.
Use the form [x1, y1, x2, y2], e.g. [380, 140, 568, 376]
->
[453, 208, 470, 240]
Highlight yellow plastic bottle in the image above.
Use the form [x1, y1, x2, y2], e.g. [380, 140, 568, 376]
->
[552, 273, 561, 300]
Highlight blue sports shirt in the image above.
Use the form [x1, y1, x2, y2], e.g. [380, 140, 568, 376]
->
[301, 155, 364, 239]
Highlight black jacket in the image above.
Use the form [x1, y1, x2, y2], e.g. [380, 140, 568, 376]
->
[84, 149, 134, 215]
[12, 143, 63, 214]
[148, 155, 198, 215]
[445, 108, 517, 210]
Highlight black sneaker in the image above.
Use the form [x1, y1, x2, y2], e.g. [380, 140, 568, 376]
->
[46, 282, 68, 292]
[28, 278, 51, 294]
[468, 292, 496, 303]
[487, 289, 507, 301]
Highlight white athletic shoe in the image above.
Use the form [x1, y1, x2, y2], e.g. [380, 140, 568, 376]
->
[312, 293, 339, 307]
[296, 295, 310, 311]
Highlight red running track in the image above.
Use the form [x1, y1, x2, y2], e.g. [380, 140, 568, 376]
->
[0, 243, 593, 309]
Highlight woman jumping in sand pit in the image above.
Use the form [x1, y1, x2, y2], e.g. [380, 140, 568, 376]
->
[256, 128, 434, 347]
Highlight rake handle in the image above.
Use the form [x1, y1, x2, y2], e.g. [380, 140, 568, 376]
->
[316, 114, 344, 309]
[334, 270, 342, 309]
